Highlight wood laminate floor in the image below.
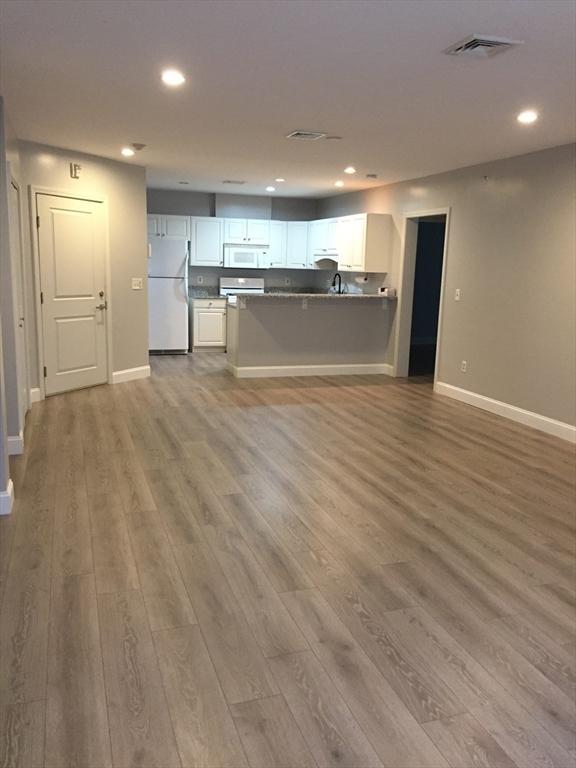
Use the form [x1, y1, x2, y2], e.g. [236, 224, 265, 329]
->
[1, 350, 575, 768]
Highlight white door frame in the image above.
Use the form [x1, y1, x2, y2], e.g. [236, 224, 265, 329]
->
[9, 175, 30, 418]
[30, 186, 113, 400]
[393, 207, 451, 383]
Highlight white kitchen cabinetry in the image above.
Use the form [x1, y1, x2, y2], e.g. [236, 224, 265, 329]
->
[267, 221, 287, 268]
[147, 215, 162, 238]
[338, 215, 365, 271]
[337, 213, 392, 272]
[286, 222, 309, 269]
[224, 218, 270, 245]
[147, 214, 190, 240]
[192, 298, 227, 347]
[190, 217, 224, 266]
[307, 218, 340, 264]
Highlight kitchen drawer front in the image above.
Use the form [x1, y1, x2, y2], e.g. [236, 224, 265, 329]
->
[192, 298, 227, 309]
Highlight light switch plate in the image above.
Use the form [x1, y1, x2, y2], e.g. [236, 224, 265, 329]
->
[132, 277, 143, 290]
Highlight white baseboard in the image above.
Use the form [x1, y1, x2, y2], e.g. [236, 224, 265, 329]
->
[434, 382, 576, 443]
[7, 430, 24, 456]
[0, 479, 14, 516]
[228, 362, 394, 379]
[112, 365, 151, 384]
[30, 388, 41, 403]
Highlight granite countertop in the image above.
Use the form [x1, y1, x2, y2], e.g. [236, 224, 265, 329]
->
[190, 290, 397, 301]
[237, 292, 396, 300]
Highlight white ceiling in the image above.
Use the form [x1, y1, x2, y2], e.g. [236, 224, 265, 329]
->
[1, 0, 574, 197]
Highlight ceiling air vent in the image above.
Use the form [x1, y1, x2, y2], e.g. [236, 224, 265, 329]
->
[286, 130, 327, 141]
[445, 34, 523, 58]
[222, 179, 246, 185]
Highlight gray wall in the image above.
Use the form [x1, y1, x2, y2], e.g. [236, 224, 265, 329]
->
[146, 188, 214, 217]
[147, 189, 317, 221]
[317, 144, 576, 426]
[215, 193, 271, 220]
[190, 266, 386, 297]
[228, 300, 395, 368]
[19, 141, 149, 384]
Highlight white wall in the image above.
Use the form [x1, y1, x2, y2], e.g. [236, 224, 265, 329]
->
[19, 142, 149, 385]
[317, 144, 576, 428]
[0, 98, 12, 510]
[0, 102, 22, 445]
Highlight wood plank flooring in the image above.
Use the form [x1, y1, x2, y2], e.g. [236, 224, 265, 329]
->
[1, 349, 575, 768]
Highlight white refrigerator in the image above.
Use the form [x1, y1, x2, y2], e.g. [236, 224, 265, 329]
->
[148, 238, 189, 353]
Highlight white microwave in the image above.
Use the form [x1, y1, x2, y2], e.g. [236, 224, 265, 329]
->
[223, 245, 269, 269]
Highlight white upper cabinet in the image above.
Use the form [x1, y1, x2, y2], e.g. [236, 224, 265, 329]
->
[147, 214, 190, 240]
[338, 215, 365, 271]
[224, 218, 270, 245]
[147, 215, 163, 237]
[190, 217, 224, 267]
[286, 222, 309, 269]
[151, 212, 391, 273]
[267, 221, 287, 268]
[246, 219, 270, 245]
[337, 213, 393, 272]
[307, 218, 339, 263]
[164, 215, 190, 240]
[224, 219, 246, 243]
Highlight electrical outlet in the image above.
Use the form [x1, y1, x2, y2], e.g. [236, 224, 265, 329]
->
[196, 275, 204, 285]
[131, 277, 143, 290]
[460, 360, 468, 373]
[455, 288, 461, 301]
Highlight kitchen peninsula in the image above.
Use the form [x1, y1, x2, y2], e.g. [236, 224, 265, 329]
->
[226, 293, 396, 377]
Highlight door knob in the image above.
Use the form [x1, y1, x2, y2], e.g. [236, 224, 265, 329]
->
[95, 302, 108, 310]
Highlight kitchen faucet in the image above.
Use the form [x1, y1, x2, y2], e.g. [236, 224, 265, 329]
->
[331, 272, 342, 294]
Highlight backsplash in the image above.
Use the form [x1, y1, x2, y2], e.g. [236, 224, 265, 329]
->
[189, 266, 388, 297]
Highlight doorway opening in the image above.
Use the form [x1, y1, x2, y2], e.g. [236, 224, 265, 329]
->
[408, 216, 446, 376]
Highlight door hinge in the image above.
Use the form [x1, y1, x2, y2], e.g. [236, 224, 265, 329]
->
[43, 366, 47, 378]
[40, 291, 44, 304]
[36, 215, 40, 229]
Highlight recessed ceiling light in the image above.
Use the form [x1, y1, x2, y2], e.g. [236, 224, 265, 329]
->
[344, 166, 356, 174]
[275, 178, 286, 182]
[266, 186, 276, 192]
[334, 180, 344, 188]
[517, 109, 538, 124]
[161, 68, 186, 87]
[121, 147, 135, 157]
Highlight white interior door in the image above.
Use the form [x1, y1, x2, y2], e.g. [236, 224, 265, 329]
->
[37, 194, 108, 395]
[9, 180, 29, 423]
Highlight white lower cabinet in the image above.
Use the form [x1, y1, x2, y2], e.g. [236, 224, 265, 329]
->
[192, 299, 227, 347]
